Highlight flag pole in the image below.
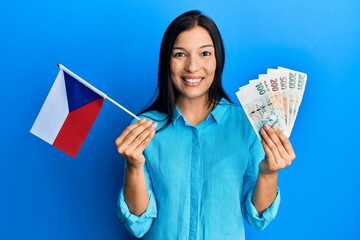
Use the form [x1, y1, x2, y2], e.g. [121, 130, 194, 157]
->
[57, 64, 140, 120]
[105, 96, 140, 120]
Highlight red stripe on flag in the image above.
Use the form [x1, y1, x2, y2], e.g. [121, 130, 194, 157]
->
[53, 98, 104, 157]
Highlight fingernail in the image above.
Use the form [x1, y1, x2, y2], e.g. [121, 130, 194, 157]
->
[264, 124, 270, 130]
[260, 129, 265, 136]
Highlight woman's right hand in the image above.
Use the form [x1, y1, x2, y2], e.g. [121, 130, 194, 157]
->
[115, 118, 157, 169]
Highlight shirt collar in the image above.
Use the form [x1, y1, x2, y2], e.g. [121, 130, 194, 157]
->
[210, 98, 229, 123]
[173, 106, 182, 123]
[172, 98, 230, 125]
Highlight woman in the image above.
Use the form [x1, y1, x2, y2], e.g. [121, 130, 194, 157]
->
[115, 10, 295, 239]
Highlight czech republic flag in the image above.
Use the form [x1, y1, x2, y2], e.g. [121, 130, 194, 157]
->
[30, 66, 105, 158]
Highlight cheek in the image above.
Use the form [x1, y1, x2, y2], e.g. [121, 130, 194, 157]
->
[207, 60, 217, 74]
[170, 61, 180, 75]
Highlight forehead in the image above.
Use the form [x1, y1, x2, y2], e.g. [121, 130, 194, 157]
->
[173, 26, 213, 47]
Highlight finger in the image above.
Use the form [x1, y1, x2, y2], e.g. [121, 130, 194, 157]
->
[272, 126, 296, 160]
[116, 120, 153, 155]
[118, 119, 153, 147]
[268, 126, 295, 166]
[262, 125, 294, 170]
[260, 140, 279, 173]
[137, 124, 157, 151]
[262, 124, 283, 149]
[260, 126, 282, 165]
[261, 139, 274, 163]
[260, 125, 282, 152]
[263, 125, 294, 165]
[128, 122, 157, 151]
[123, 123, 157, 160]
[115, 118, 146, 146]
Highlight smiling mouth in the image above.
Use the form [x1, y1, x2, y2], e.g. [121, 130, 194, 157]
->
[183, 78, 203, 85]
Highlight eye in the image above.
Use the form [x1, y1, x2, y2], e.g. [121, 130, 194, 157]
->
[201, 51, 212, 57]
[172, 52, 186, 58]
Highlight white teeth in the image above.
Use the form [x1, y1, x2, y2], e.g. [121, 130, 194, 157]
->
[184, 78, 202, 83]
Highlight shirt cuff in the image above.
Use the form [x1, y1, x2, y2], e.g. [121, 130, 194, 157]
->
[245, 187, 281, 231]
[117, 188, 157, 237]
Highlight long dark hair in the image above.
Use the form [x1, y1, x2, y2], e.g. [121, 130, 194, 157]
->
[142, 10, 233, 131]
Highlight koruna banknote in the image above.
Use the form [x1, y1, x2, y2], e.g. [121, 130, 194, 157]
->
[236, 67, 307, 139]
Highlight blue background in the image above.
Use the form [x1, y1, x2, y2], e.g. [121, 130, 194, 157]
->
[1, 0, 359, 239]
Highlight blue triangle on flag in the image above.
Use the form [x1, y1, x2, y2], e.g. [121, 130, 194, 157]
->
[63, 71, 102, 112]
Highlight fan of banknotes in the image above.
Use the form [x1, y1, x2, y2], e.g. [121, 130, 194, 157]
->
[236, 67, 307, 139]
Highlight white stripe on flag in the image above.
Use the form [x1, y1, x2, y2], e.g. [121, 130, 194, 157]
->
[30, 70, 69, 144]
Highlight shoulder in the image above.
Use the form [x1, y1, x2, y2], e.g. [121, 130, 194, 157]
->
[140, 110, 167, 121]
[129, 110, 169, 130]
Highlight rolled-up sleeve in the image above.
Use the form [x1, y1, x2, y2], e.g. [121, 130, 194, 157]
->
[117, 163, 157, 238]
[244, 187, 281, 231]
[117, 188, 157, 238]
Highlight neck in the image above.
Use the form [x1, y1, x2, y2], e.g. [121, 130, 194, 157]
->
[176, 96, 215, 126]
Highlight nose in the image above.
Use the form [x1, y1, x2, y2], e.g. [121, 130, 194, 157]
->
[185, 55, 200, 73]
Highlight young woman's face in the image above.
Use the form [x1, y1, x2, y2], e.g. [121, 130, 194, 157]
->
[170, 26, 216, 102]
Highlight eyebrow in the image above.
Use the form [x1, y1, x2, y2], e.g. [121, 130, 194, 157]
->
[172, 44, 215, 50]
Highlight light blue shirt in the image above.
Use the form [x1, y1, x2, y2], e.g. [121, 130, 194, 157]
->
[118, 98, 280, 239]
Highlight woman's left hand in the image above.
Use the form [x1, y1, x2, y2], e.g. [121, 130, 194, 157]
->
[259, 124, 296, 174]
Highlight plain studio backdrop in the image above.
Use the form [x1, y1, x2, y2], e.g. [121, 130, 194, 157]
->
[1, 0, 359, 239]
